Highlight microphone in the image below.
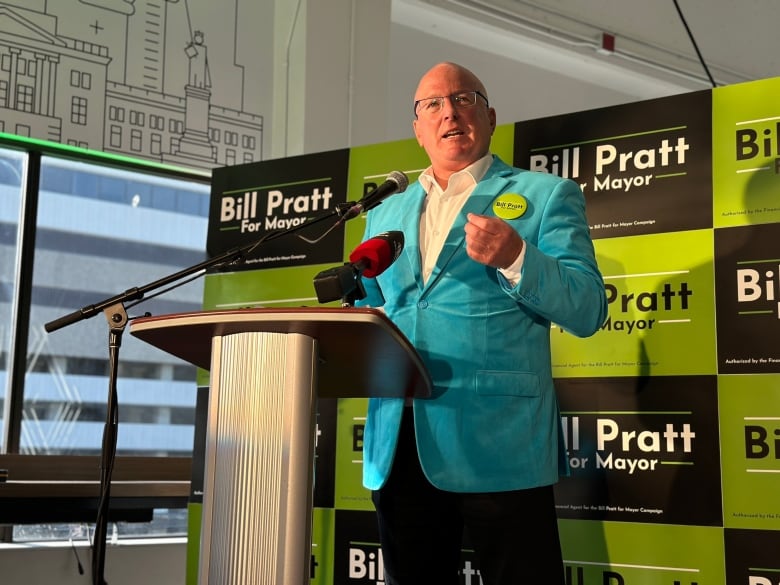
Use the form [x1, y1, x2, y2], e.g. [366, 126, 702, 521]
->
[339, 171, 409, 220]
[349, 231, 404, 277]
[313, 231, 405, 304]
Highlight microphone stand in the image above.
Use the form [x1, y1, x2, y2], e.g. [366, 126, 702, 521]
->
[44, 195, 372, 585]
[340, 276, 366, 308]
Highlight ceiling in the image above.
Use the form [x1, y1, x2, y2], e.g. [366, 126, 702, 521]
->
[393, 0, 779, 96]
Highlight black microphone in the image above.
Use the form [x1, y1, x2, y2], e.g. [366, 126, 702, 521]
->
[340, 171, 409, 220]
[313, 231, 405, 304]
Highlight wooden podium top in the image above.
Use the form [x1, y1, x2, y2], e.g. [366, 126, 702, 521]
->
[130, 307, 431, 399]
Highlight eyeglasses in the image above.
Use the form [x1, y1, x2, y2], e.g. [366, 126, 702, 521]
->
[413, 90, 489, 118]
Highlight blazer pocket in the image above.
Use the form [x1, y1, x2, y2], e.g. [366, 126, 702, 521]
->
[475, 371, 540, 397]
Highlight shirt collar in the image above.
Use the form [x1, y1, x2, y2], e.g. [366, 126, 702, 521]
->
[419, 153, 494, 195]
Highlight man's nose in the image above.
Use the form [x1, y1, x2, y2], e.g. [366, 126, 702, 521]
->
[441, 96, 459, 118]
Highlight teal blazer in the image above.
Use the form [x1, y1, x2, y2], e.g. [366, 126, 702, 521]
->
[357, 156, 607, 493]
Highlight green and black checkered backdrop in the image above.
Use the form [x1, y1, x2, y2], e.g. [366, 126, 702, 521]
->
[189, 76, 780, 585]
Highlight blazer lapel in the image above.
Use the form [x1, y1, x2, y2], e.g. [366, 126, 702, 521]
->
[398, 186, 427, 291]
[422, 161, 513, 292]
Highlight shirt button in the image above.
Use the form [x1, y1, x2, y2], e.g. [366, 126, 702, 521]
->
[417, 300, 428, 309]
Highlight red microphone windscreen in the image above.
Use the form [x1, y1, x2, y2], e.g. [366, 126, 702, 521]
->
[349, 237, 393, 278]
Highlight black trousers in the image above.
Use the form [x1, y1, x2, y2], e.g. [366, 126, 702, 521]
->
[371, 408, 566, 585]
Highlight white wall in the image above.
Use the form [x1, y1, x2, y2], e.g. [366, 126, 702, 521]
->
[385, 23, 643, 144]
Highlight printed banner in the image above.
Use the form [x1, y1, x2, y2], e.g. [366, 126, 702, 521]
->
[560, 520, 725, 584]
[331, 509, 483, 585]
[552, 229, 717, 377]
[311, 507, 336, 585]
[513, 90, 713, 239]
[714, 222, 780, 373]
[334, 398, 372, 512]
[332, 510, 386, 585]
[207, 149, 350, 270]
[718, 374, 780, 530]
[712, 76, 780, 228]
[554, 376, 722, 527]
[724, 528, 780, 583]
[315, 398, 338, 509]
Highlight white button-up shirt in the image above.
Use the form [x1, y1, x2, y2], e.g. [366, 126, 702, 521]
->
[417, 154, 524, 285]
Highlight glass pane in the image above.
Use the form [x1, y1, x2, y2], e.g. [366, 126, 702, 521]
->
[0, 148, 26, 444]
[23, 156, 210, 456]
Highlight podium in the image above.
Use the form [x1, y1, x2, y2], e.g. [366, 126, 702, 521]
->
[130, 307, 431, 584]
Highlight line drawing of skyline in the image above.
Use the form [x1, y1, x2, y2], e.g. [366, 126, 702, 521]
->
[0, 0, 266, 170]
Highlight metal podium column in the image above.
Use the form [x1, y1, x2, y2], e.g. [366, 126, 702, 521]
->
[198, 331, 317, 584]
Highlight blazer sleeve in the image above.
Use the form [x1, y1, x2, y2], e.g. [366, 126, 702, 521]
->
[500, 177, 608, 337]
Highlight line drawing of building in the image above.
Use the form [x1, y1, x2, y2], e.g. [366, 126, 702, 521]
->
[0, 0, 263, 170]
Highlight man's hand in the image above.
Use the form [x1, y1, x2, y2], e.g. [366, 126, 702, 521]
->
[464, 213, 524, 269]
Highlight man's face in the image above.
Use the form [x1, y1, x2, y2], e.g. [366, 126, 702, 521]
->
[413, 65, 496, 177]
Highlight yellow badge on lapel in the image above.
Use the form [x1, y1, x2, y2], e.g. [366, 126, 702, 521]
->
[493, 193, 527, 220]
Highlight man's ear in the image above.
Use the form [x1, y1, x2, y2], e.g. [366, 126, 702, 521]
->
[413, 119, 424, 147]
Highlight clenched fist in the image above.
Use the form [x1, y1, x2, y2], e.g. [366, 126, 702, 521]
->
[464, 213, 524, 269]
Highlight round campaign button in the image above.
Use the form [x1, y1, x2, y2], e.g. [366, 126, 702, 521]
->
[493, 193, 527, 219]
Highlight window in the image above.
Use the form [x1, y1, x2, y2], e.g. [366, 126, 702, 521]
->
[109, 124, 122, 148]
[169, 119, 183, 135]
[25, 157, 210, 456]
[108, 106, 125, 123]
[71, 96, 87, 125]
[149, 115, 164, 131]
[150, 132, 162, 155]
[70, 70, 92, 90]
[130, 128, 142, 152]
[129, 110, 146, 127]
[1, 144, 210, 543]
[16, 85, 34, 113]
